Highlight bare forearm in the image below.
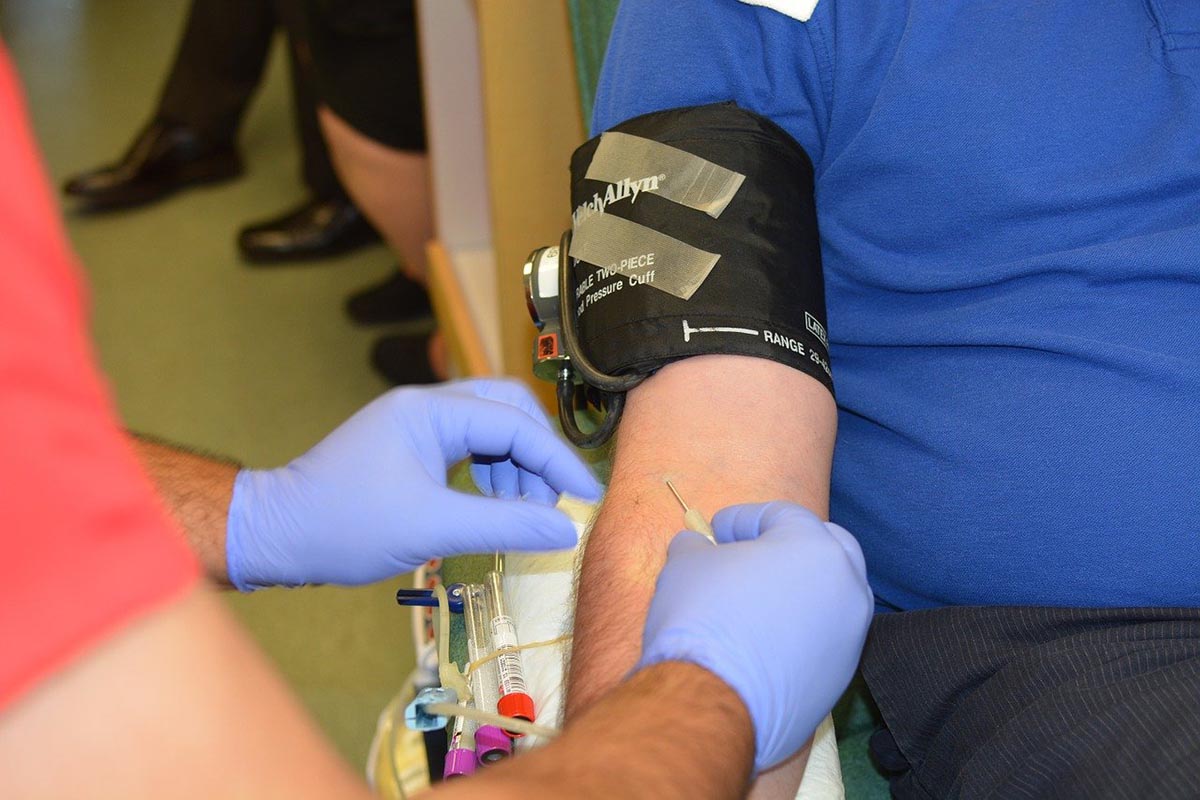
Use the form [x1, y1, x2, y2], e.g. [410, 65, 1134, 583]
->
[566, 356, 835, 714]
[433, 662, 754, 800]
[131, 435, 238, 585]
[564, 357, 836, 795]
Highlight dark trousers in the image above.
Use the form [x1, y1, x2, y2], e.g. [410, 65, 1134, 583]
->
[157, 0, 341, 198]
[862, 606, 1200, 799]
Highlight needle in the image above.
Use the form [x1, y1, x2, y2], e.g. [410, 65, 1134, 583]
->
[665, 479, 716, 543]
[665, 479, 687, 510]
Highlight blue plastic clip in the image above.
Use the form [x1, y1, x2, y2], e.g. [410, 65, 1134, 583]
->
[406, 686, 458, 731]
[396, 582, 465, 613]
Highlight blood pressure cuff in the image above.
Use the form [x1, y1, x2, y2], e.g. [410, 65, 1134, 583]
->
[569, 102, 833, 396]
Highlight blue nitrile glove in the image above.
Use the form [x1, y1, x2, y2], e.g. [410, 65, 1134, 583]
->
[636, 501, 873, 774]
[226, 379, 602, 590]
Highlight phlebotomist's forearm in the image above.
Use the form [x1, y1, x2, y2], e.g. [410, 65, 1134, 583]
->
[434, 661, 755, 800]
[131, 435, 238, 586]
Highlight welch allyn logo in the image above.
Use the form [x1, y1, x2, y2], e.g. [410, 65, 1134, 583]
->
[572, 174, 665, 226]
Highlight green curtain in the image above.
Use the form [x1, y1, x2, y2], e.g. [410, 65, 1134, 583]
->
[566, 0, 621, 127]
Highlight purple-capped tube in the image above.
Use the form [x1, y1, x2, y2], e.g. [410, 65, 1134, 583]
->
[443, 706, 476, 779]
[474, 723, 512, 765]
[464, 583, 513, 764]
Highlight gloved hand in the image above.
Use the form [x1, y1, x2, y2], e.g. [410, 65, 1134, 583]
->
[636, 501, 873, 774]
[226, 379, 602, 590]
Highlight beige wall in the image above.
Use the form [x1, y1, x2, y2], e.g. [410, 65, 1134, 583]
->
[477, 2, 585, 392]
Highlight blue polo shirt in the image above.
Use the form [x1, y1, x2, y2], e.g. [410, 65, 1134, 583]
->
[594, 0, 1200, 611]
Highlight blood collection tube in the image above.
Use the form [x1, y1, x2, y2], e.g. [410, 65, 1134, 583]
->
[487, 564, 535, 736]
[442, 708, 476, 779]
[464, 583, 513, 764]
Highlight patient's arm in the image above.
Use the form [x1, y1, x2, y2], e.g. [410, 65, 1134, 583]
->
[565, 355, 837, 792]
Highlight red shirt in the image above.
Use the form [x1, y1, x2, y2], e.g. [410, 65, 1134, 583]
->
[0, 45, 199, 710]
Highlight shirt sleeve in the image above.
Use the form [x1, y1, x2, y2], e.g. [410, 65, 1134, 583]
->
[0, 44, 200, 711]
[591, 0, 832, 166]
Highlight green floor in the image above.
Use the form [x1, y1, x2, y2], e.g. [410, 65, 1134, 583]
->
[1, 0, 416, 769]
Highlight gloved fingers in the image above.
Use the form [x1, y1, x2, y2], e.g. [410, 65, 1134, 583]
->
[469, 457, 558, 506]
[517, 466, 558, 506]
[822, 521, 870, 587]
[665, 528, 717, 559]
[462, 383, 577, 503]
[711, 503, 768, 544]
[443, 378, 553, 430]
[754, 514, 871, 598]
[434, 395, 602, 500]
[435, 492, 579, 556]
[711, 500, 820, 544]
[469, 457, 512, 498]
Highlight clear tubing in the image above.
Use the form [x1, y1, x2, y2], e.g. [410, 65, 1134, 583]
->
[464, 585, 502, 714]
[464, 584, 511, 764]
[433, 584, 469, 701]
[422, 703, 558, 740]
[447, 708, 472, 748]
[487, 570, 530, 700]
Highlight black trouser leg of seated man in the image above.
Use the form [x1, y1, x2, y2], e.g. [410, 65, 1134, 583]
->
[861, 606, 1200, 799]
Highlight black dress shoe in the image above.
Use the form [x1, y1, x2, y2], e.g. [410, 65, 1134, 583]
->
[237, 197, 380, 263]
[346, 271, 431, 325]
[63, 119, 242, 209]
[371, 334, 440, 386]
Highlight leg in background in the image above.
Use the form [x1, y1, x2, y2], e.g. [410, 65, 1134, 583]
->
[279, 0, 341, 202]
[63, 0, 275, 207]
[319, 106, 441, 382]
[156, 0, 276, 144]
[303, 0, 436, 381]
[234, 0, 381, 263]
[317, 107, 431, 284]
[303, 0, 427, 277]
